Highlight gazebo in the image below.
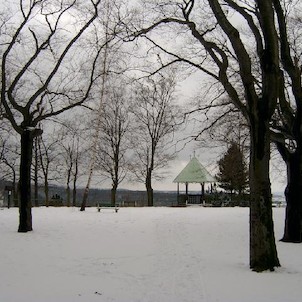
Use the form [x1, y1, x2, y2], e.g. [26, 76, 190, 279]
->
[173, 156, 216, 206]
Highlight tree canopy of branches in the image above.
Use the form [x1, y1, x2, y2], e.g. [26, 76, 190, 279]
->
[130, 73, 181, 206]
[1, 0, 103, 232]
[0, 123, 19, 206]
[95, 83, 130, 205]
[130, 0, 281, 271]
[216, 142, 248, 195]
[79, 0, 131, 211]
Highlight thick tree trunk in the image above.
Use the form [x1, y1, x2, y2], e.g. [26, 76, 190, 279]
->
[66, 184, 71, 207]
[273, 0, 302, 242]
[249, 119, 280, 271]
[146, 169, 153, 207]
[146, 186, 153, 207]
[111, 184, 117, 206]
[281, 150, 302, 242]
[72, 183, 77, 207]
[18, 130, 34, 232]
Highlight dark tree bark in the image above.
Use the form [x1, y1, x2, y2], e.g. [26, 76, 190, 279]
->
[72, 154, 79, 207]
[276, 142, 302, 242]
[111, 185, 117, 206]
[18, 129, 42, 232]
[110, 150, 122, 206]
[44, 177, 49, 207]
[146, 168, 154, 207]
[66, 167, 72, 207]
[66, 187, 71, 207]
[282, 152, 302, 242]
[272, 0, 302, 242]
[80, 185, 90, 211]
[249, 118, 280, 270]
[33, 137, 39, 207]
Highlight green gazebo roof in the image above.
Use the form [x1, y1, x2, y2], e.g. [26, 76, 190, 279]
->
[173, 157, 216, 183]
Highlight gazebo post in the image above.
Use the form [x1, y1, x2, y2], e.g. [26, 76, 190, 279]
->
[185, 182, 188, 204]
[201, 182, 205, 205]
[177, 182, 180, 204]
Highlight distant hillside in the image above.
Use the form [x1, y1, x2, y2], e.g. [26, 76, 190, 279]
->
[44, 186, 178, 207]
[1, 180, 178, 207]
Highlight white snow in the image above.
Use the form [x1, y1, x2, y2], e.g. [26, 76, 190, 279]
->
[0, 206, 301, 302]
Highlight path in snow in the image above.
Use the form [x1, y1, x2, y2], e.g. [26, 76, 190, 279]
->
[143, 210, 207, 302]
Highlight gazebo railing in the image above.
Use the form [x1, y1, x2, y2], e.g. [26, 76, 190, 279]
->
[187, 194, 202, 204]
[177, 194, 203, 206]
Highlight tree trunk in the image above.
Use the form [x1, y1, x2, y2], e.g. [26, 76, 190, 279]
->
[13, 186, 18, 207]
[12, 169, 18, 207]
[111, 184, 117, 206]
[72, 182, 77, 207]
[44, 176, 49, 207]
[281, 150, 302, 242]
[80, 166, 94, 211]
[18, 130, 34, 232]
[66, 184, 71, 207]
[249, 118, 280, 271]
[80, 189, 88, 211]
[146, 169, 153, 207]
[33, 138, 39, 207]
[72, 156, 78, 207]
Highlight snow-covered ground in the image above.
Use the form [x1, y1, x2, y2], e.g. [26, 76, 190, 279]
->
[0, 206, 301, 302]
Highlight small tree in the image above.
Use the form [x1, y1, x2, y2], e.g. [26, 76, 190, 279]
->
[216, 142, 248, 195]
[56, 119, 84, 207]
[37, 132, 60, 207]
[0, 129, 19, 206]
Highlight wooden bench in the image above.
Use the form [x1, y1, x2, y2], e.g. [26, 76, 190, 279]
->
[97, 202, 119, 213]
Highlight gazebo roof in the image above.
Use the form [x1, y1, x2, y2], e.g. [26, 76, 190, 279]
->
[173, 157, 216, 184]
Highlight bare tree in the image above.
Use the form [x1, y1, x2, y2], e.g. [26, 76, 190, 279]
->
[80, 0, 132, 211]
[0, 127, 19, 206]
[94, 83, 130, 205]
[55, 118, 85, 207]
[0, 0, 105, 231]
[129, 0, 281, 271]
[129, 73, 181, 206]
[37, 132, 61, 207]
